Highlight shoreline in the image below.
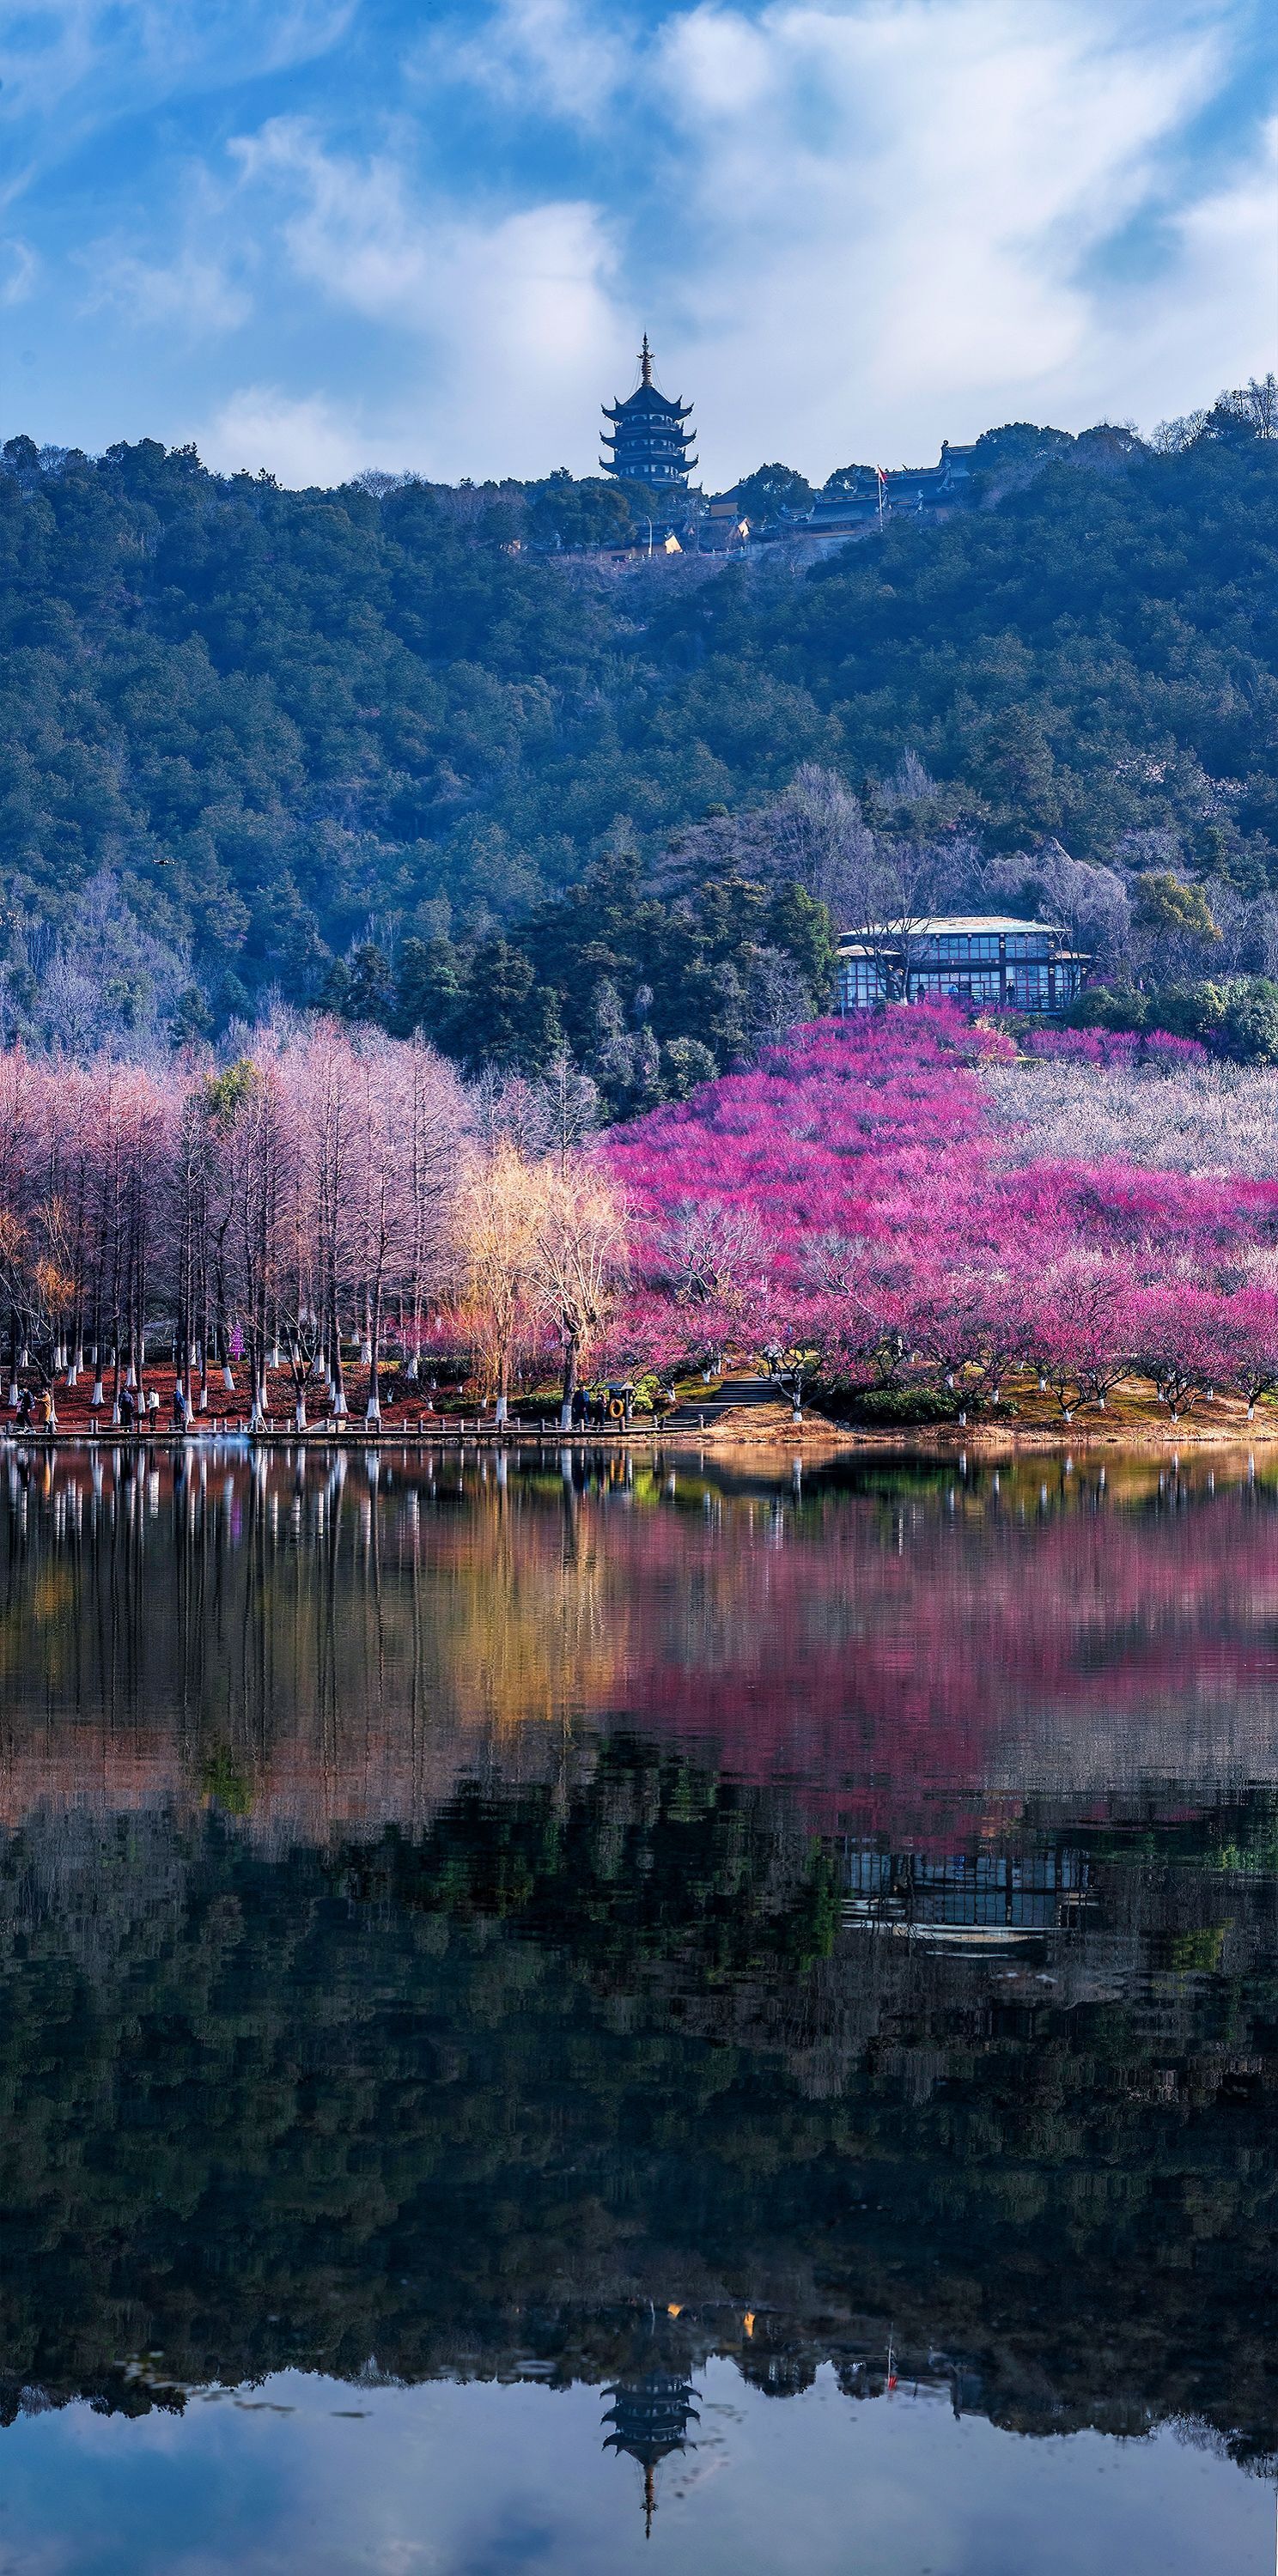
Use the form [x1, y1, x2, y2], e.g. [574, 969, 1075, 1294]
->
[4, 1415, 1277, 1455]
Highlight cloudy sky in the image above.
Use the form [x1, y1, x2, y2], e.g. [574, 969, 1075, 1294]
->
[3, 0, 1275, 488]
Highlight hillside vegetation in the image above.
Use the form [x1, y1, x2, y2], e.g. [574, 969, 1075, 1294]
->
[2, 406, 1276, 1070]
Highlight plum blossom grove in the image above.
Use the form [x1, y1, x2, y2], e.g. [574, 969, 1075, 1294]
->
[3, 1003, 1278, 1431]
[606, 1006, 1278, 1422]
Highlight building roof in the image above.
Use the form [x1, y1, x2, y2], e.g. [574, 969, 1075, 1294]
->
[602, 335, 691, 422]
[839, 915, 1066, 945]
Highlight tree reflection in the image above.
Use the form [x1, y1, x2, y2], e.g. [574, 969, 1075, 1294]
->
[3, 1447, 1278, 1844]
[2, 1448, 1278, 2478]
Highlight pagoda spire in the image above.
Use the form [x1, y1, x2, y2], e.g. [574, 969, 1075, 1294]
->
[640, 333, 654, 386]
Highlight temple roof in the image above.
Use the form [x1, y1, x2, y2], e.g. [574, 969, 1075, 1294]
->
[603, 333, 691, 421]
[603, 386, 692, 421]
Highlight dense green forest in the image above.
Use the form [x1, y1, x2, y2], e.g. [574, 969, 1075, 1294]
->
[2, 397, 1276, 1075]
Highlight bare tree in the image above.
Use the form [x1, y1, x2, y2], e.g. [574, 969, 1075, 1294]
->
[527, 1157, 630, 1430]
[760, 763, 879, 924]
[401, 1036, 472, 1381]
[458, 1139, 543, 1425]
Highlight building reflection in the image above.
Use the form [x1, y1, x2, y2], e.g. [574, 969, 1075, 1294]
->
[603, 2360, 700, 2536]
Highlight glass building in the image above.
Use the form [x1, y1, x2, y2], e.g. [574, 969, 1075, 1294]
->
[837, 916, 1085, 1016]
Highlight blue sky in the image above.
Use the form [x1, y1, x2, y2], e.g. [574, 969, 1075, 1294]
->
[3, 0, 1275, 487]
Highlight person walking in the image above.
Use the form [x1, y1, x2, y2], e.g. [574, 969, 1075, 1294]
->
[172, 1379, 189, 1433]
[118, 1385, 135, 1433]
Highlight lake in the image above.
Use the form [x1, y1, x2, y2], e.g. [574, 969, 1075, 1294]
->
[2, 1441, 1276, 2573]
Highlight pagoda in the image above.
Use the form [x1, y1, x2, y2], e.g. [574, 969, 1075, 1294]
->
[602, 2368, 700, 2536]
[600, 337, 697, 494]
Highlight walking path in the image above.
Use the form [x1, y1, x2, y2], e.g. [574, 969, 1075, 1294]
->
[659, 1376, 789, 1431]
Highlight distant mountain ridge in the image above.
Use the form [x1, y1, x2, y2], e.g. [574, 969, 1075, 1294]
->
[1, 397, 1275, 1060]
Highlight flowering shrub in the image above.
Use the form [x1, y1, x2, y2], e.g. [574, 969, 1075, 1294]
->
[1021, 1027, 1208, 1068]
[606, 1007, 1278, 1418]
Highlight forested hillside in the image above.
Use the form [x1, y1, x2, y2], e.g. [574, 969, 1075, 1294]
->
[2, 404, 1276, 1074]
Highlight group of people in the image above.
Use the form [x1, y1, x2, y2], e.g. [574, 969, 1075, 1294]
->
[8, 1380, 192, 1436]
[12, 1387, 56, 1431]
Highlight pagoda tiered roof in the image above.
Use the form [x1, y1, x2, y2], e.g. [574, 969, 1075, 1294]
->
[602, 386, 693, 422]
[600, 336, 697, 489]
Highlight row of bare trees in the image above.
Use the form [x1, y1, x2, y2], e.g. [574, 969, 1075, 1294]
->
[0, 1024, 630, 1431]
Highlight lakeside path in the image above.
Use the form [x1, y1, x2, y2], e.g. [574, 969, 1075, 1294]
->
[6, 1373, 1278, 1455]
[9, 1415, 1278, 1455]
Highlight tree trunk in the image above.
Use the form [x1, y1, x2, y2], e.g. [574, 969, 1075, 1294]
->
[559, 1333, 578, 1434]
[331, 1309, 349, 1415]
[365, 1280, 383, 1422]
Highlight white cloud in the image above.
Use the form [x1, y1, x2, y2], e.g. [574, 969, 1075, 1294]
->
[0, 237, 39, 306]
[83, 244, 251, 333]
[0, 1, 356, 204]
[649, 0, 1237, 469]
[1105, 112, 1278, 425]
[198, 385, 368, 483]
[227, 118, 627, 476]
[412, 0, 630, 125]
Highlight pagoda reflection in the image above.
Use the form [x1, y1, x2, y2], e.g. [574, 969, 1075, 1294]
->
[602, 2360, 700, 2537]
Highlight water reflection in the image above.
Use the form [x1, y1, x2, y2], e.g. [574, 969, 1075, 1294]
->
[5, 1443, 1278, 1841]
[3, 1445, 1278, 2558]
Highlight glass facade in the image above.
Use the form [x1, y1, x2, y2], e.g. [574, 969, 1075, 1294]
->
[837, 923, 1080, 1017]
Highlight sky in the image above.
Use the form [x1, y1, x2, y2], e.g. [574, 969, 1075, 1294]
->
[2, 0, 1275, 489]
[2, 2366, 1272, 2576]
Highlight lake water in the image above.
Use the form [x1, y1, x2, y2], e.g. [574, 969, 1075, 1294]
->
[2, 1442, 1276, 2573]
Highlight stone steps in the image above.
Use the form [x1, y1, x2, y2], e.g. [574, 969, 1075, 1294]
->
[660, 1376, 788, 1429]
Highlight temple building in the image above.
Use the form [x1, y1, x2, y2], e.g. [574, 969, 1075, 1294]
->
[601, 337, 698, 494]
[799, 441, 978, 541]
